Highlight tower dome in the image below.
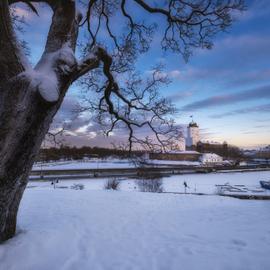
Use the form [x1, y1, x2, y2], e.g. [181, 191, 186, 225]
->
[188, 120, 198, 128]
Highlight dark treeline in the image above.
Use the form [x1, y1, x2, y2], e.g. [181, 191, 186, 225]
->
[196, 142, 243, 159]
[37, 142, 245, 162]
[36, 146, 144, 162]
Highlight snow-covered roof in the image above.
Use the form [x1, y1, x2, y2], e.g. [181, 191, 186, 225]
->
[201, 153, 222, 159]
[167, 150, 200, 154]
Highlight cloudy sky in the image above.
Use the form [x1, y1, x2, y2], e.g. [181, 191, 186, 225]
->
[14, 0, 270, 149]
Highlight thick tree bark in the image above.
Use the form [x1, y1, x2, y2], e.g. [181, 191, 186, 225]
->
[0, 77, 67, 242]
[0, 0, 92, 242]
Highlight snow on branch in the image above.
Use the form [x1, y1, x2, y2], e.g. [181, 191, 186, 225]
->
[22, 44, 100, 103]
[71, 49, 100, 82]
[18, 44, 78, 103]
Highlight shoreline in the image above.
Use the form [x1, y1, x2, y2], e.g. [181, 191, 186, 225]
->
[29, 165, 270, 181]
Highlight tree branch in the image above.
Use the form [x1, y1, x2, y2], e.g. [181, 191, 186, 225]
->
[43, 1, 79, 53]
[132, 0, 245, 58]
[71, 50, 100, 82]
[0, 0, 29, 83]
[78, 47, 179, 151]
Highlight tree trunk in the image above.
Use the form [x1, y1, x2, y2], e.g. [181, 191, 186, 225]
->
[0, 180, 26, 242]
[0, 76, 67, 242]
[0, 0, 98, 242]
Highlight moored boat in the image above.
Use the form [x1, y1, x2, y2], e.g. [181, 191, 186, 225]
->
[260, 181, 270, 190]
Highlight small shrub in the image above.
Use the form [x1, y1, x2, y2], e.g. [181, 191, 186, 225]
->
[104, 178, 120, 190]
[135, 167, 164, 193]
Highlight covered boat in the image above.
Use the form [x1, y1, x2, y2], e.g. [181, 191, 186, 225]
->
[260, 181, 270, 190]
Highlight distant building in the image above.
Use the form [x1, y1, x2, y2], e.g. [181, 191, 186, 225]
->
[256, 145, 270, 159]
[149, 151, 224, 165]
[197, 141, 228, 155]
[197, 141, 242, 158]
[148, 118, 241, 163]
[149, 150, 201, 161]
[200, 153, 223, 165]
[186, 120, 200, 148]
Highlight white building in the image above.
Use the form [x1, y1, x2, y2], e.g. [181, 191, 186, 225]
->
[200, 153, 223, 165]
[186, 121, 200, 147]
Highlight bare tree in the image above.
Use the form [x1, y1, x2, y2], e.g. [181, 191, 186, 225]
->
[0, 0, 244, 242]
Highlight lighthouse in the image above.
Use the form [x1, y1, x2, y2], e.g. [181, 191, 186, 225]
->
[186, 119, 200, 147]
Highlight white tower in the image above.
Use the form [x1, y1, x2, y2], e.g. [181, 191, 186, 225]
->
[186, 120, 200, 147]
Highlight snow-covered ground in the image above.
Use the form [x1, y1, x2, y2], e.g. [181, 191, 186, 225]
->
[1, 171, 270, 270]
[32, 159, 135, 170]
[28, 171, 270, 195]
[32, 158, 201, 170]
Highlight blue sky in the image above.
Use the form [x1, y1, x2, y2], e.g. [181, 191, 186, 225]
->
[14, 0, 270, 148]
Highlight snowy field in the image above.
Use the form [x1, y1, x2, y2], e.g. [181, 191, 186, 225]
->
[32, 158, 200, 170]
[32, 159, 135, 170]
[1, 171, 270, 270]
[28, 170, 270, 195]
